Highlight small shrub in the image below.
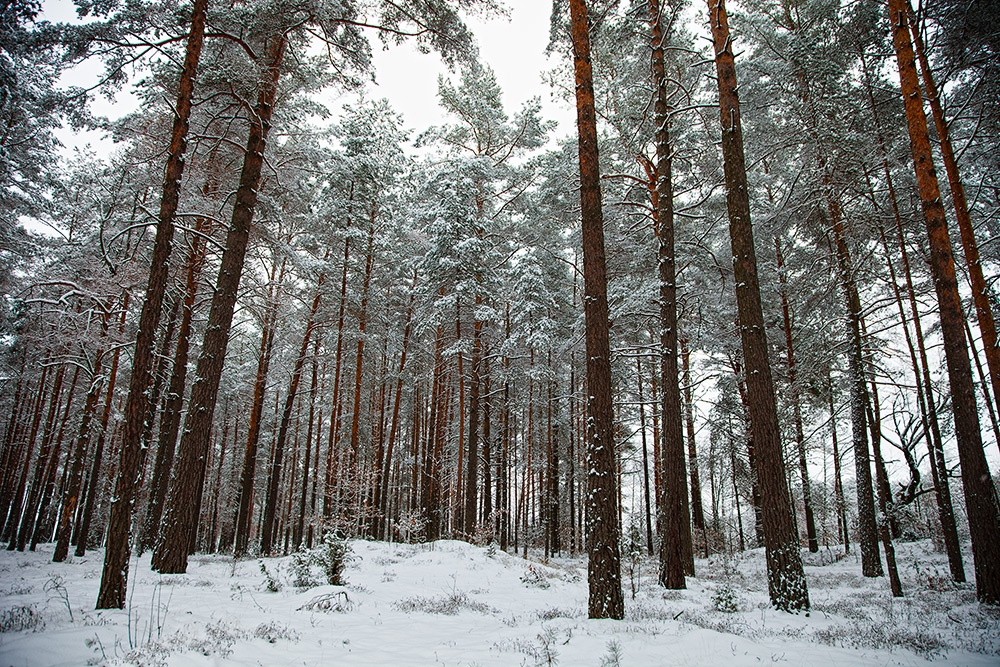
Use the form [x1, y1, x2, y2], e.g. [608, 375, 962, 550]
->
[289, 551, 318, 589]
[315, 532, 352, 585]
[393, 591, 496, 615]
[259, 560, 282, 592]
[712, 583, 739, 613]
[297, 591, 353, 613]
[520, 565, 551, 589]
[600, 640, 623, 667]
[253, 620, 300, 644]
[0, 605, 44, 633]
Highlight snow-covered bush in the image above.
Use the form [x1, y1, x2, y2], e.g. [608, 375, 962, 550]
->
[520, 564, 551, 589]
[0, 604, 43, 632]
[394, 591, 496, 615]
[712, 583, 739, 613]
[258, 560, 282, 592]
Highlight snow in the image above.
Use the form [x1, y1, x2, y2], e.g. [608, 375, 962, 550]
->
[0, 539, 997, 666]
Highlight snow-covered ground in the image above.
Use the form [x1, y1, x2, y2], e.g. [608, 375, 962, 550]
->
[0, 538, 997, 666]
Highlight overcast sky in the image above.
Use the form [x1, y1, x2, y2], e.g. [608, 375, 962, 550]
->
[41, 1, 576, 155]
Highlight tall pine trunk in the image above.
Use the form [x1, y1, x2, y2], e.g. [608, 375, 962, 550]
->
[97, 0, 209, 608]
[154, 34, 288, 575]
[705, 0, 808, 611]
[888, 0, 1000, 603]
[649, 0, 691, 590]
[568, 0, 624, 619]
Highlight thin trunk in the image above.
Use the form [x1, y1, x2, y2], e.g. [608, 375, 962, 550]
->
[77, 293, 129, 557]
[232, 269, 280, 557]
[53, 351, 105, 561]
[376, 275, 416, 539]
[681, 341, 707, 557]
[261, 265, 327, 555]
[323, 233, 351, 523]
[774, 240, 818, 553]
[637, 358, 654, 555]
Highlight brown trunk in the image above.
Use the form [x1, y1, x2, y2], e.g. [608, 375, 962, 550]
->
[11, 364, 66, 551]
[681, 341, 708, 557]
[705, 0, 808, 611]
[423, 312, 447, 541]
[376, 275, 416, 539]
[649, 0, 690, 590]
[347, 217, 376, 517]
[569, 0, 624, 619]
[907, 2, 1000, 421]
[77, 293, 129, 556]
[28, 365, 80, 549]
[828, 372, 849, 552]
[232, 270, 281, 556]
[141, 218, 209, 554]
[53, 346, 106, 561]
[261, 264, 327, 555]
[636, 358, 654, 555]
[774, 241, 818, 553]
[829, 196, 882, 577]
[465, 299, 482, 538]
[153, 34, 288, 575]
[861, 56, 966, 578]
[295, 339, 320, 550]
[97, 0, 208, 608]
[2, 359, 51, 543]
[323, 233, 351, 523]
[889, 0, 1000, 603]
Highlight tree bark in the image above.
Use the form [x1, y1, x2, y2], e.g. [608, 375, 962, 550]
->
[77, 293, 129, 557]
[154, 33, 288, 575]
[97, 0, 209, 608]
[888, 0, 1000, 603]
[649, 0, 690, 590]
[906, 2, 1000, 421]
[774, 240, 818, 553]
[705, 0, 808, 611]
[829, 194, 882, 577]
[568, 0, 624, 619]
[261, 264, 326, 555]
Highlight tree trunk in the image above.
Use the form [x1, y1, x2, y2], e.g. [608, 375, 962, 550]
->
[774, 240, 818, 553]
[889, 0, 1000, 603]
[376, 275, 416, 540]
[261, 264, 326, 555]
[97, 0, 208, 608]
[569, 0, 624, 619]
[681, 341, 707, 556]
[705, 0, 808, 611]
[53, 349, 105, 561]
[649, 0, 690, 590]
[829, 194, 882, 577]
[153, 34, 288, 575]
[906, 2, 1000, 421]
[77, 293, 129, 557]
[323, 233, 351, 524]
[141, 218, 209, 554]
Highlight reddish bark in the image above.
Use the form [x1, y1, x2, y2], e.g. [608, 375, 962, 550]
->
[569, 0, 624, 619]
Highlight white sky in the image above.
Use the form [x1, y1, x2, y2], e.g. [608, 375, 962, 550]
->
[40, 1, 575, 155]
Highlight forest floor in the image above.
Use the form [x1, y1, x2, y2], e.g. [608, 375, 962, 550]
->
[0, 536, 998, 666]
